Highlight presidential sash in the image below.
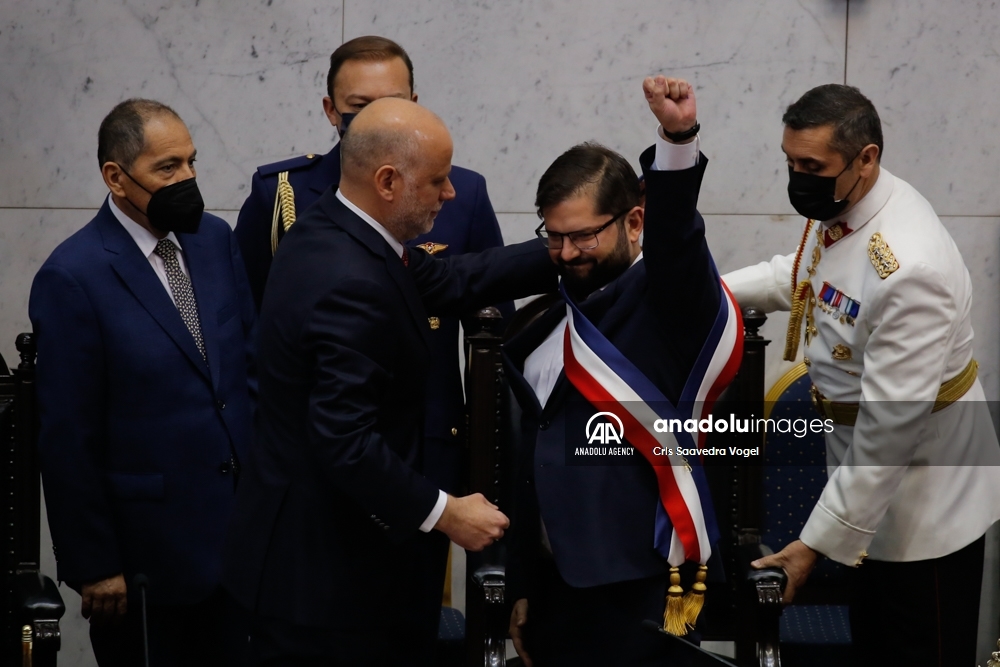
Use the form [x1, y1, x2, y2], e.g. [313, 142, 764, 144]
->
[561, 267, 743, 633]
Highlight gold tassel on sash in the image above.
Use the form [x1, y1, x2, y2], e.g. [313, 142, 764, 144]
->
[270, 171, 297, 255]
[663, 567, 689, 636]
[682, 564, 709, 629]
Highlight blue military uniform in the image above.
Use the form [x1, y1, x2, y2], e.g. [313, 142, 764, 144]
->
[235, 145, 513, 494]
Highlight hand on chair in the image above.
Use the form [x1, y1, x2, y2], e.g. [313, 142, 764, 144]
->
[751, 539, 819, 604]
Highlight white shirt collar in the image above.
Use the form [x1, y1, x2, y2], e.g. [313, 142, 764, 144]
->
[107, 194, 183, 257]
[842, 166, 894, 230]
[335, 189, 404, 258]
[823, 166, 894, 233]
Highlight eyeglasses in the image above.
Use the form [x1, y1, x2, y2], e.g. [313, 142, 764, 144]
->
[535, 208, 632, 250]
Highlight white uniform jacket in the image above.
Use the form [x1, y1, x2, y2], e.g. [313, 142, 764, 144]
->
[723, 167, 1000, 566]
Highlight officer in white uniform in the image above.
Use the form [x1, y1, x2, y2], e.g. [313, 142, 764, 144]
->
[723, 84, 1000, 666]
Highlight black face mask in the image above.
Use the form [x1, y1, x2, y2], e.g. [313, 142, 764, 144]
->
[119, 167, 205, 234]
[787, 153, 862, 221]
[338, 111, 358, 138]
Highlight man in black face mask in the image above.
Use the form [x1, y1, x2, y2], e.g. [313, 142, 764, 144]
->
[724, 84, 1000, 665]
[28, 98, 256, 666]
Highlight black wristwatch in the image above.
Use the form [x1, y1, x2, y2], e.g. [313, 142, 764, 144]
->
[662, 122, 700, 143]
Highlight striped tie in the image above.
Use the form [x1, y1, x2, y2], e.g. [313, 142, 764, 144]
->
[153, 239, 207, 363]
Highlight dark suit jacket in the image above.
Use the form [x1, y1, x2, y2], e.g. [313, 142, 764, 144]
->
[28, 201, 257, 605]
[504, 147, 720, 599]
[223, 189, 555, 628]
[234, 147, 512, 482]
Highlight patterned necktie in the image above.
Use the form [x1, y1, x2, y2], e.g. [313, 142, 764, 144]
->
[402, 247, 410, 267]
[153, 238, 207, 363]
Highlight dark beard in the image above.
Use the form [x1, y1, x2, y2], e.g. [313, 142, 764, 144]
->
[559, 225, 633, 302]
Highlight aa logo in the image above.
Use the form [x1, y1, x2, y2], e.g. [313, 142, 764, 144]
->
[585, 412, 625, 445]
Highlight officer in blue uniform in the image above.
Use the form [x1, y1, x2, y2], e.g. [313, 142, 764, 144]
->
[235, 35, 512, 500]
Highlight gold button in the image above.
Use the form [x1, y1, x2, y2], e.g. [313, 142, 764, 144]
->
[451, 427, 458, 437]
[306, 153, 315, 158]
[428, 317, 440, 330]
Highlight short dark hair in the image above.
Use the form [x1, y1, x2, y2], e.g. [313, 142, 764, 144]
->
[782, 84, 884, 164]
[97, 98, 180, 169]
[535, 143, 641, 220]
[326, 36, 415, 99]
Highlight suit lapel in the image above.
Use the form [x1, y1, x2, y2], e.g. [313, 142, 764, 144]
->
[586, 259, 645, 337]
[179, 232, 221, 391]
[323, 194, 434, 350]
[384, 252, 435, 350]
[98, 207, 211, 381]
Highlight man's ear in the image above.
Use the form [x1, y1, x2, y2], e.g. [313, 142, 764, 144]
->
[373, 165, 401, 202]
[102, 162, 127, 197]
[626, 205, 644, 243]
[322, 96, 339, 129]
[859, 143, 880, 178]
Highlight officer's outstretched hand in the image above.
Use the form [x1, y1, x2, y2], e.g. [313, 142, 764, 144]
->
[751, 539, 819, 604]
[643, 75, 698, 140]
[435, 493, 509, 551]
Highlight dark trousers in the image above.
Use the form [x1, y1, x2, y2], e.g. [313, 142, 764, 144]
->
[522, 557, 695, 667]
[90, 585, 250, 667]
[248, 531, 451, 667]
[849, 534, 985, 667]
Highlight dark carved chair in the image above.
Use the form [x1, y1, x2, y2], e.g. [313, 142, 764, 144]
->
[463, 306, 514, 667]
[700, 309, 852, 666]
[460, 303, 852, 667]
[2, 333, 65, 667]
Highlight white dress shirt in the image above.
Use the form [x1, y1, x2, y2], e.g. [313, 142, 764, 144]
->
[336, 189, 405, 258]
[108, 194, 188, 307]
[335, 188, 448, 532]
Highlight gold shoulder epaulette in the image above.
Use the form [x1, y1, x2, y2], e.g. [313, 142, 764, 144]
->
[868, 232, 899, 279]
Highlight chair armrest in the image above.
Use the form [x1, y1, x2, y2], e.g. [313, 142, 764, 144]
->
[738, 543, 787, 608]
[736, 543, 785, 667]
[469, 565, 507, 667]
[15, 571, 65, 622]
[15, 571, 65, 660]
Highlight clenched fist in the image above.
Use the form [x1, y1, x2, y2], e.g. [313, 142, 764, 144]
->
[435, 493, 510, 551]
[642, 75, 698, 139]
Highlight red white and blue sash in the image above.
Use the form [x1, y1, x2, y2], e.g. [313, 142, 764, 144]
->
[561, 269, 743, 566]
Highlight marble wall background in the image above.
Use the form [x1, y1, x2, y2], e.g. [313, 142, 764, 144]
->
[1, 0, 997, 664]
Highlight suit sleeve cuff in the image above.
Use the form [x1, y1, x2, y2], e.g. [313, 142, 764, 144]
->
[653, 128, 700, 171]
[419, 490, 448, 532]
[799, 501, 875, 566]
